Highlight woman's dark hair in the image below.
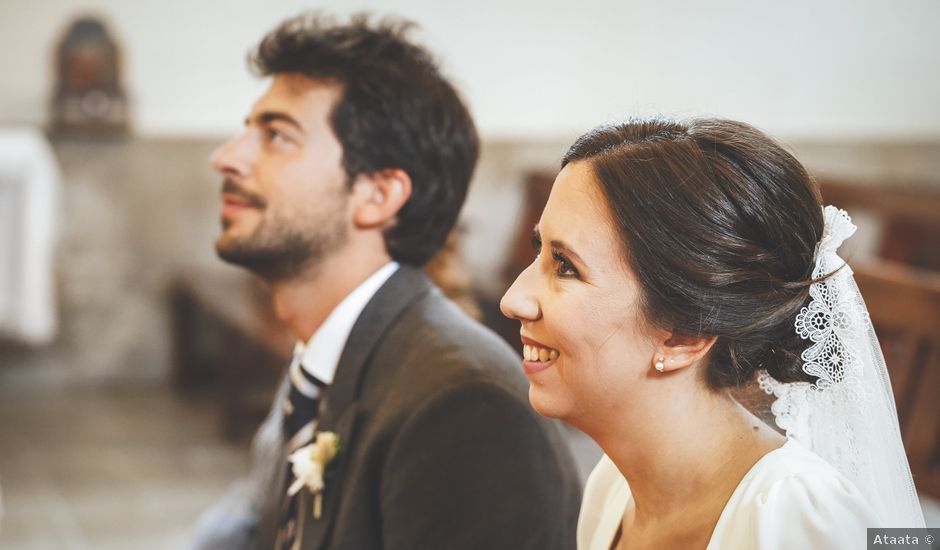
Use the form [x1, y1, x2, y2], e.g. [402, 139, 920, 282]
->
[250, 13, 479, 266]
[562, 117, 824, 389]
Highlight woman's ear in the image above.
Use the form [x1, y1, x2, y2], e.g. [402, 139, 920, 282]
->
[352, 168, 413, 229]
[651, 332, 717, 373]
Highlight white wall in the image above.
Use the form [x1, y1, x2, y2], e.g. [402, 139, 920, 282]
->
[3, 0, 940, 139]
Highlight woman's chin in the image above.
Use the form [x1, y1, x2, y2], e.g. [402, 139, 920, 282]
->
[527, 385, 569, 420]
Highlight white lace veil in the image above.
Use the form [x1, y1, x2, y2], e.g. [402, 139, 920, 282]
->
[758, 206, 925, 528]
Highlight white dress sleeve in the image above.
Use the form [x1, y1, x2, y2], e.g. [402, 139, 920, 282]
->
[748, 470, 879, 550]
[580, 441, 882, 550]
[707, 439, 882, 550]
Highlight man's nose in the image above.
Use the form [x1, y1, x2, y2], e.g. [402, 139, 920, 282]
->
[210, 132, 251, 177]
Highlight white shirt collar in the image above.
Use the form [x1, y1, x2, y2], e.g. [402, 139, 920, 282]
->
[292, 262, 399, 385]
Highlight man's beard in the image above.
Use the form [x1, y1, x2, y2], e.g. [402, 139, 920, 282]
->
[216, 184, 349, 282]
[217, 221, 347, 282]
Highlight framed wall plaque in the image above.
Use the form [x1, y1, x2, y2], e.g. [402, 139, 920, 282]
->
[51, 16, 129, 137]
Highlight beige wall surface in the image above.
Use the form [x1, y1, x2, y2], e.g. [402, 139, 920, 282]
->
[2, 0, 940, 140]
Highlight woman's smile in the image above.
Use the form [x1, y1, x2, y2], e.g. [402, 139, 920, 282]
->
[521, 335, 560, 375]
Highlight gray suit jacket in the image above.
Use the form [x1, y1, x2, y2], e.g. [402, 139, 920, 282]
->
[256, 266, 581, 549]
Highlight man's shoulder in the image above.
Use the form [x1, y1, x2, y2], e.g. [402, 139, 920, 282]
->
[346, 285, 582, 549]
[385, 288, 522, 380]
[354, 285, 529, 414]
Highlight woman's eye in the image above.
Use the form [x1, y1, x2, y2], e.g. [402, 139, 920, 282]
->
[552, 251, 579, 278]
[531, 234, 542, 260]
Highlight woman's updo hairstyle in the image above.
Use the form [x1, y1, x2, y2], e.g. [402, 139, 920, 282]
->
[562, 117, 824, 389]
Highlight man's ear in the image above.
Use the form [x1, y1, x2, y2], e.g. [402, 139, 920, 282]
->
[651, 330, 717, 373]
[351, 168, 413, 229]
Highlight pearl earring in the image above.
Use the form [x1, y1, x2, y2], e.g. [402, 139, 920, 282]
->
[654, 356, 665, 372]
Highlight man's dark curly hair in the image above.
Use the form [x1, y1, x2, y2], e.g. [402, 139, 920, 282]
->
[250, 13, 479, 266]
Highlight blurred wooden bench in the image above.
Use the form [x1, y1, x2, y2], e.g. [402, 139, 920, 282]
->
[855, 260, 940, 499]
[820, 179, 940, 271]
[170, 266, 291, 440]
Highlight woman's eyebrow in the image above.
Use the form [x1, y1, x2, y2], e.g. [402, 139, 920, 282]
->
[549, 238, 586, 266]
[535, 225, 587, 266]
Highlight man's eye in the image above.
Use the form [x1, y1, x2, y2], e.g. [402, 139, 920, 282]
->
[264, 127, 288, 143]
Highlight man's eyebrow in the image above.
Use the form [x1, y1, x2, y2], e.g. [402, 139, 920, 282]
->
[245, 111, 305, 132]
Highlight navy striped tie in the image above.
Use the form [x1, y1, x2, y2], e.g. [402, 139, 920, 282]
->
[284, 358, 326, 451]
[277, 355, 327, 550]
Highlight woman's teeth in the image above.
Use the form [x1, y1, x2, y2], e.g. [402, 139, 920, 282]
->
[523, 344, 559, 362]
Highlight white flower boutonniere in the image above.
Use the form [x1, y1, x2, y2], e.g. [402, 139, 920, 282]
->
[287, 431, 341, 519]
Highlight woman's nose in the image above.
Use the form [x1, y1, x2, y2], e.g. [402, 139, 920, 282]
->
[500, 265, 540, 322]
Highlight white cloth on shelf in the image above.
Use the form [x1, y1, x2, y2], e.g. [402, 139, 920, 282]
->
[578, 439, 879, 550]
[0, 128, 60, 344]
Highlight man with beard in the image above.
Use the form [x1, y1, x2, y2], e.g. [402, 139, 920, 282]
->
[192, 13, 580, 550]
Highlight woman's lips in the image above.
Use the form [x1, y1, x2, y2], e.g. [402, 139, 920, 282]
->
[520, 335, 560, 375]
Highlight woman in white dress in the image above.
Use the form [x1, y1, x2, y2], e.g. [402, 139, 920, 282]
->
[500, 117, 924, 549]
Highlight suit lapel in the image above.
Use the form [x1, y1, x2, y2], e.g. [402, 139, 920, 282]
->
[326, 265, 431, 416]
[300, 265, 432, 549]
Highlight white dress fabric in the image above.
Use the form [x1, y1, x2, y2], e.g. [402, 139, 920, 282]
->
[577, 439, 879, 550]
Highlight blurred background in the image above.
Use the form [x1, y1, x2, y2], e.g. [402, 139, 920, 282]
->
[1, 0, 939, 547]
